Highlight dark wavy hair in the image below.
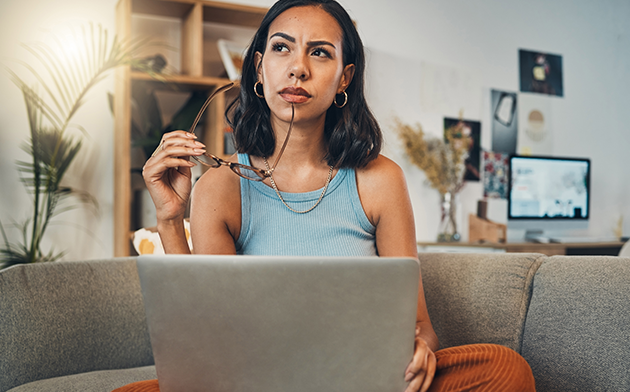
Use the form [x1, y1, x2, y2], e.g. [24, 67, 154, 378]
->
[226, 0, 381, 168]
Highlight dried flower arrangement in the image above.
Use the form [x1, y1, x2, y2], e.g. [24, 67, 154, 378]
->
[395, 118, 471, 195]
[395, 117, 472, 242]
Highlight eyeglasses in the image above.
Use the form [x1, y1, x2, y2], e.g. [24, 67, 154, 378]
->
[188, 82, 293, 181]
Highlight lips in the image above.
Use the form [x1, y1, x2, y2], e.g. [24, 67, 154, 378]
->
[279, 86, 311, 103]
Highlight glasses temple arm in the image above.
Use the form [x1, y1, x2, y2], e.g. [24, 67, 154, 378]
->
[268, 103, 294, 172]
[188, 82, 236, 134]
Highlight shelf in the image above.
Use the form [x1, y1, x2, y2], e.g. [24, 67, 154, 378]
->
[131, 0, 265, 27]
[114, 0, 267, 256]
[131, 71, 233, 89]
[418, 241, 626, 256]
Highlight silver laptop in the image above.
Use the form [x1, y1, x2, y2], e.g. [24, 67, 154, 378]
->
[137, 254, 419, 392]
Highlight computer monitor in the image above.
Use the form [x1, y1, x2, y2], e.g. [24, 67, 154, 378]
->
[508, 155, 590, 241]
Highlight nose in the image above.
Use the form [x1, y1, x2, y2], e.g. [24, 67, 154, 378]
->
[288, 54, 310, 80]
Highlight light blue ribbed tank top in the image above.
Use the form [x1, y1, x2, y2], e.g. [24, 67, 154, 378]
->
[235, 154, 376, 256]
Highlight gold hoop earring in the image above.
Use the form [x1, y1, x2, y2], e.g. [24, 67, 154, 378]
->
[254, 81, 264, 98]
[334, 91, 347, 108]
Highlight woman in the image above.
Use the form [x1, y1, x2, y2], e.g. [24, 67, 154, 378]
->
[126, 1, 535, 391]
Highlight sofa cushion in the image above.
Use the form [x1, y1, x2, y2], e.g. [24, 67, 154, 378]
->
[419, 252, 544, 352]
[521, 256, 630, 392]
[6, 366, 156, 392]
[0, 258, 153, 391]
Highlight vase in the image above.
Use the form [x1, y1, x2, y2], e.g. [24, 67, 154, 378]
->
[437, 192, 461, 242]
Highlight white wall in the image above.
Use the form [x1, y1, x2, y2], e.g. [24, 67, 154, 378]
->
[345, 0, 630, 241]
[1, 0, 628, 260]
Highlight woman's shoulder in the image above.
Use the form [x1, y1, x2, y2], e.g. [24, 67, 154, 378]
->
[355, 155, 410, 226]
[356, 154, 407, 187]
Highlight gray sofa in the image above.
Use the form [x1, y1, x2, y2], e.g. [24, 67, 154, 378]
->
[2, 253, 630, 391]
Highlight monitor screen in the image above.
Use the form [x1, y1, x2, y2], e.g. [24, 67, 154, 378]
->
[508, 155, 590, 221]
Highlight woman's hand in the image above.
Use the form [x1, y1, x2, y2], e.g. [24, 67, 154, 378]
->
[404, 330, 437, 392]
[142, 131, 206, 223]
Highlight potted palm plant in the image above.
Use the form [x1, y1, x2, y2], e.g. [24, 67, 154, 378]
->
[0, 24, 151, 269]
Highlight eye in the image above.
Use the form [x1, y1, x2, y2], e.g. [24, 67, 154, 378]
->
[311, 47, 332, 58]
[271, 42, 289, 52]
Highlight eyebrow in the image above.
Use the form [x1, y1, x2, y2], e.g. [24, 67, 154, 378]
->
[269, 32, 337, 49]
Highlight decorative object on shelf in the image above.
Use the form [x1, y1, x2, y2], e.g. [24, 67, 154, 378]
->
[217, 39, 248, 81]
[132, 54, 167, 73]
[0, 24, 149, 269]
[438, 192, 460, 242]
[132, 219, 192, 255]
[395, 117, 471, 242]
[468, 214, 507, 244]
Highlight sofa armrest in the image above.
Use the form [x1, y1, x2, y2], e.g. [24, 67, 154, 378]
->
[419, 252, 545, 352]
[0, 258, 153, 392]
[521, 255, 630, 391]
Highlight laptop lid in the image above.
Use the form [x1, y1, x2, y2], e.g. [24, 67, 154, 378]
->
[137, 254, 419, 392]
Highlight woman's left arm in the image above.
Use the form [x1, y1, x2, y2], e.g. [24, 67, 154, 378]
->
[357, 155, 439, 392]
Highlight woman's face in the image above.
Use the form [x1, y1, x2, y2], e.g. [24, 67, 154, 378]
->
[255, 5, 354, 126]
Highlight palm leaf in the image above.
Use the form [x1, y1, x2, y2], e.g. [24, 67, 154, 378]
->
[1, 23, 152, 267]
[12, 24, 148, 140]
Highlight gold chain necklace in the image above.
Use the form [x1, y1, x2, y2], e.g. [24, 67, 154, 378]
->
[263, 157, 334, 214]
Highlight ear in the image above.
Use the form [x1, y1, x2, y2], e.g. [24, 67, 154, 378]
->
[337, 63, 355, 93]
[254, 51, 264, 82]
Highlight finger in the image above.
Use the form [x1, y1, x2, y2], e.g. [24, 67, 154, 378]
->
[154, 131, 198, 156]
[405, 373, 426, 392]
[158, 157, 196, 172]
[177, 162, 194, 175]
[405, 345, 428, 381]
[161, 130, 198, 140]
[151, 144, 206, 162]
[161, 138, 206, 152]
[168, 162, 192, 178]
[143, 157, 195, 182]
[419, 352, 436, 392]
[404, 352, 435, 392]
[155, 130, 204, 151]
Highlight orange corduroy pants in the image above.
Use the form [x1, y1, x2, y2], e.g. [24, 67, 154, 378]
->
[113, 343, 535, 392]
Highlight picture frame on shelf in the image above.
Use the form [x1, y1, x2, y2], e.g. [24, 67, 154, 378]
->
[217, 39, 248, 81]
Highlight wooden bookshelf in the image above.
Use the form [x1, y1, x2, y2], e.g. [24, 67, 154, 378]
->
[113, 0, 267, 256]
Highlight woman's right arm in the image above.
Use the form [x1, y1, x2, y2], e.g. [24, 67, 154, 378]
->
[142, 131, 206, 254]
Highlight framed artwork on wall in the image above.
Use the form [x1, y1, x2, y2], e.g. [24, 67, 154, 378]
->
[519, 49, 564, 97]
[490, 89, 518, 154]
[517, 93, 553, 155]
[444, 117, 481, 182]
[483, 151, 509, 199]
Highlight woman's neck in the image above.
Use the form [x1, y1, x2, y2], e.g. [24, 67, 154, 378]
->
[267, 110, 329, 169]
[251, 112, 333, 193]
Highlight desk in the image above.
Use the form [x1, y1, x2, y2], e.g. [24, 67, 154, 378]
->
[417, 241, 626, 256]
